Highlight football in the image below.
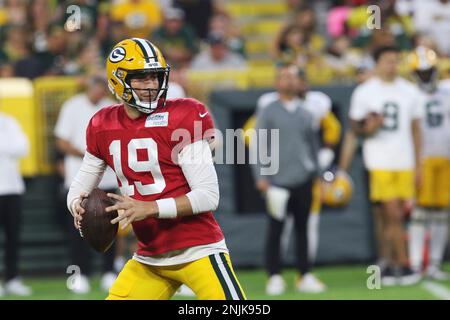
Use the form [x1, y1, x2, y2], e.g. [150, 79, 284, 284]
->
[79, 188, 119, 253]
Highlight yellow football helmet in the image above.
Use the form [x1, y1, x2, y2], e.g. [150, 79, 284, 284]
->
[321, 170, 353, 208]
[408, 46, 438, 93]
[106, 38, 170, 113]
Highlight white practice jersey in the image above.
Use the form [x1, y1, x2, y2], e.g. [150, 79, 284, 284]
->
[257, 91, 332, 130]
[418, 81, 450, 158]
[349, 77, 423, 170]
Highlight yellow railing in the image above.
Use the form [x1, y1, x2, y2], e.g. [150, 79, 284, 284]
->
[0, 77, 80, 176]
[34, 77, 81, 174]
[185, 66, 276, 101]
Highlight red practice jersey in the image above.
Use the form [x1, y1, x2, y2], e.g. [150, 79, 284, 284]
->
[85, 98, 224, 256]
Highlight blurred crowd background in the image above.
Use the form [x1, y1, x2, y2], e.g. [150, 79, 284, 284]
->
[0, 0, 449, 88]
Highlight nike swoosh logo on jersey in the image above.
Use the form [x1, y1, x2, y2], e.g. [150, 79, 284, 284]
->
[199, 112, 208, 118]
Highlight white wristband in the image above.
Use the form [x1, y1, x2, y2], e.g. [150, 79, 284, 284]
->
[156, 198, 178, 219]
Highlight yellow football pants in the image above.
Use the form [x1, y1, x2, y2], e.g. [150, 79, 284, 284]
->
[417, 157, 450, 208]
[369, 170, 414, 202]
[107, 253, 246, 300]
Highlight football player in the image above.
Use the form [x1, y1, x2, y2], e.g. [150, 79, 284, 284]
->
[408, 46, 450, 280]
[67, 38, 246, 300]
[339, 46, 423, 286]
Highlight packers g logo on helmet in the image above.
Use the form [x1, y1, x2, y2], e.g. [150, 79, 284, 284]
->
[321, 170, 353, 208]
[106, 38, 170, 114]
[109, 47, 126, 63]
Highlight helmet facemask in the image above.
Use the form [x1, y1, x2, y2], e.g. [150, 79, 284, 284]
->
[413, 67, 438, 94]
[123, 67, 170, 114]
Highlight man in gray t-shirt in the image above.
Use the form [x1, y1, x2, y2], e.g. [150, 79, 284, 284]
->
[252, 64, 325, 295]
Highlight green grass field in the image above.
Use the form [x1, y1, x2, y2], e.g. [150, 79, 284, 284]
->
[2, 264, 450, 300]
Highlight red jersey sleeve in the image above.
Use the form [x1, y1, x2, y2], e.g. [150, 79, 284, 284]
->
[85, 116, 102, 159]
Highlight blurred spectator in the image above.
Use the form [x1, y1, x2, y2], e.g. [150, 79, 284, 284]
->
[286, 0, 307, 11]
[355, 63, 374, 83]
[174, 0, 214, 39]
[167, 69, 187, 99]
[324, 35, 361, 80]
[110, 0, 162, 38]
[95, 1, 112, 49]
[0, 26, 30, 64]
[99, 20, 129, 59]
[14, 24, 67, 79]
[28, 0, 52, 53]
[348, 0, 414, 51]
[190, 31, 247, 71]
[350, 28, 397, 77]
[0, 112, 32, 297]
[4, 0, 27, 26]
[369, 28, 397, 50]
[152, 7, 199, 68]
[0, 62, 15, 77]
[272, 24, 308, 67]
[327, 0, 354, 38]
[411, 0, 450, 56]
[209, 13, 245, 57]
[54, 75, 118, 294]
[293, 5, 326, 53]
[273, 6, 325, 66]
[64, 38, 103, 76]
[54, 0, 99, 35]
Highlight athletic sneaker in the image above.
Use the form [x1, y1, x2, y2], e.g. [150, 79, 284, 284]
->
[68, 274, 91, 294]
[381, 266, 397, 286]
[4, 278, 32, 296]
[266, 274, 286, 296]
[376, 258, 389, 273]
[100, 272, 117, 292]
[296, 273, 326, 293]
[399, 267, 422, 286]
[426, 266, 450, 281]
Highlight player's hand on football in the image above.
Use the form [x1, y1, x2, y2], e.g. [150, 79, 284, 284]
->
[72, 192, 88, 230]
[106, 193, 158, 229]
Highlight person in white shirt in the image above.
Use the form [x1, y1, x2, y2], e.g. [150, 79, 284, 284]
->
[339, 46, 423, 286]
[54, 75, 118, 294]
[407, 47, 450, 280]
[411, 0, 450, 56]
[0, 112, 32, 296]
